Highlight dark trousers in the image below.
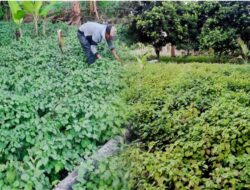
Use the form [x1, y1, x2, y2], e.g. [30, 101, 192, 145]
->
[77, 31, 96, 64]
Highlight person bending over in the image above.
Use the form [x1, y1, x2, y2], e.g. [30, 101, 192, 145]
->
[77, 22, 120, 64]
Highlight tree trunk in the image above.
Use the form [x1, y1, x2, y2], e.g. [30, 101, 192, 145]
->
[154, 47, 161, 60]
[89, 0, 99, 20]
[68, 1, 81, 26]
[16, 28, 22, 40]
[16, 20, 22, 40]
[171, 44, 176, 57]
[34, 17, 38, 36]
[19, 27, 22, 38]
[42, 19, 46, 36]
[57, 30, 64, 54]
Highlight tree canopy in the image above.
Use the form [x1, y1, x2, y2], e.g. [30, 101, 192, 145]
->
[127, 1, 250, 59]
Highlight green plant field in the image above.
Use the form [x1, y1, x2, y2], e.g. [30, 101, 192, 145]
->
[158, 56, 229, 64]
[0, 20, 250, 190]
[71, 63, 250, 190]
[0, 22, 127, 189]
[122, 63, 250, 190]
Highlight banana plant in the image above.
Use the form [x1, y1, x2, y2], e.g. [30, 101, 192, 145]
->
[39, 2, 63, 36]
[8, 1, 25, 38]
[237, 37, 249, 63]
[136, 53, 149, 70]
[20, 1, 43, 36]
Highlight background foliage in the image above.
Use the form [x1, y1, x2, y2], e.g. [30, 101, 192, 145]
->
[126, 1, 250, 60]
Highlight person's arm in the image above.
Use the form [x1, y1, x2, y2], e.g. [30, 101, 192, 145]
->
[107, 40, 120, 61]
[90, 42, 103, 59]
[111, 49, 120, 61]
[91, 33, 101, 59]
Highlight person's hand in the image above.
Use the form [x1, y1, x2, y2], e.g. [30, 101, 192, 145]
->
[111, 49, 120, 62]
[96, 54, 102, 59]
[115, 54, 120, 62]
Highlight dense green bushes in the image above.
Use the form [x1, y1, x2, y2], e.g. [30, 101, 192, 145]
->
[1, 20, 250, 190]
[159, 56, 229, 64]
[159, 55, 250, 64]
[0, 21, 70, 46]
[0, 22, 127, 189]
[121, 63, 250, 189]
[0, 22, 16, 46]
[70, 63, 250, 190]
[126, 1, 250, 59]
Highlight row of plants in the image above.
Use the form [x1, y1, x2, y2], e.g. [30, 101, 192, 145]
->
[0, 21, 70, 47]
[74, 63, 250, 189]
[158, 55, 229, 64]
[123, 63, 250, 189]
[0, 22, 128, 189]
[158, 55, 249, 64]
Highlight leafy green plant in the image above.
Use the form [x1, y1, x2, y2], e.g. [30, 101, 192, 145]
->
[0, 22, 128, 189]
[72, 152, 131, 190]
[39, 1, 63, 36]
[237, 37, 249, 63]
[159, 55, 229, 64]
[0, 5, 4, 20]
[119, 63, 250, 189]
[136, 53, 149, 69]
[20, 1, 43, 36]
[128, 2, 178, 59]
[199, 2, 250, 57]
[7, 1, 25, 38]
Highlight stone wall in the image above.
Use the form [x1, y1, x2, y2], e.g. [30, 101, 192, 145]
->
[131, 43, 197, 57]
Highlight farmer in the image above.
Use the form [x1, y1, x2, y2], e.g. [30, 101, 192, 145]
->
[77, 22, 120, 64]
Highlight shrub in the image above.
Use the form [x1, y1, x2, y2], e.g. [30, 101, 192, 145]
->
[0, 22, 16, 46]
[159, 55, 229, 64]
[0, 22, 127, 189]
[122, 63, 250, 189]
[71, 63, 250, 190]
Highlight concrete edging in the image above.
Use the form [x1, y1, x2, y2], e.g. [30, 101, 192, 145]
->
[53, 136, 125, 190]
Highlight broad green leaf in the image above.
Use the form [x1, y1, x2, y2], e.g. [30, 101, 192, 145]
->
[8, 1, 24, 25]
[55, 162, 64, 173]
[39, 2, 62, 17]
[20, 1, 42, 15]
[20, 1, 35, 14]
[15, 10, 25, 20]
[21, 173, 29, 181]
[34, 1, 43, 14]
[24, 182, 33, 190]
[6, 169, 16, 183]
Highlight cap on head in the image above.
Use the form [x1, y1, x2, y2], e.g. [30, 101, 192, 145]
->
[110, 26, 116, 37]
[106, 25, 117, 39]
